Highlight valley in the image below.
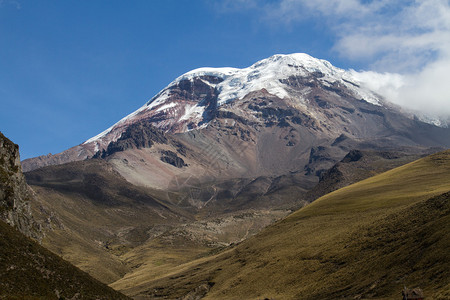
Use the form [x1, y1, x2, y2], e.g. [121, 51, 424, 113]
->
[2, 53, 450, 299]
[0, 132, 130, 299]
[118, 150, 450, 299]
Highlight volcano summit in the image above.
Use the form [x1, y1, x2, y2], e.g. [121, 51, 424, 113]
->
[23, 53, 450, 188]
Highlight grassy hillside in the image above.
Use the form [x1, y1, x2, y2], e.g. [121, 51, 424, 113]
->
[0, 218, 130, 299]
[26, 159, 290, 287]
[302, 149, 427, 202]
[119, 150, 450, 299]
[25, 159, 189, 284]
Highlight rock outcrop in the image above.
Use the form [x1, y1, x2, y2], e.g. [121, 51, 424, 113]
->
[0, 132, 41, 240]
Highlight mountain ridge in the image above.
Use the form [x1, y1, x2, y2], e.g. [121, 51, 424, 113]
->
[22, 53, 450, 175]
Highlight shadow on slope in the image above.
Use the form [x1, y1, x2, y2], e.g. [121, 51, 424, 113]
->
[25, 159, 188, 284]
[0, 218, 130, 299]
[122, 150, 450, 299]
[24, 158, 306, 286]
[302, 149, 430, 202]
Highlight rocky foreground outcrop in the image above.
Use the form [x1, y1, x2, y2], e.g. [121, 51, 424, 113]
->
[0, 132, 131, 299]
[0, 132, 41, 240]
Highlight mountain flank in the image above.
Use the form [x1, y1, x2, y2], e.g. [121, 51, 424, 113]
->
[14, 53, 450, 298]
[0, 132, 40, 240]
[24, 156, 310, 285]
[23, 148, 429, 293]
[22, 54, 450, 190]
[113, 150, 450, 299]
[0, 219, 130, 300]
[0, 132, 130, 299]
[25, 158, 188, 284]
[303, 148, 431, 202]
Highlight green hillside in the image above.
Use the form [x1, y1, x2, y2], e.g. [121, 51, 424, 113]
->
[119, 150, 450, 299]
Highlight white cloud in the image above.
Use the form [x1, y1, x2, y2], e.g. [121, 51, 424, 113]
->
[331, 0, 450, 120]
[350, 65, 450, 119]
[263, 0, 450, 70]
[232, 0, 450, 121]
[349, 70, 405, 104]
[398, 58, 450, 117]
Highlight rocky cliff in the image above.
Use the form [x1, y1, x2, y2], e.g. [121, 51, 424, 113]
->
[0, 132, 40, 240]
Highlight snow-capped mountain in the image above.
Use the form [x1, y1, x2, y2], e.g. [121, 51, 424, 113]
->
[22, 53, 450, 181]
[83, 53, 385, 151]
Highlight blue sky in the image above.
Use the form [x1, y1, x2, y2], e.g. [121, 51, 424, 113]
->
[1, 0, 449, 159]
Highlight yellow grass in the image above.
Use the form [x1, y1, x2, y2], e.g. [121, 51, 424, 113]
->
[122, 150, 450, 299]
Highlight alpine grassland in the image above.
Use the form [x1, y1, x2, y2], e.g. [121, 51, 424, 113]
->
[120, 150, 450, 299]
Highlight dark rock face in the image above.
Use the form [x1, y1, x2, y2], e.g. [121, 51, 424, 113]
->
[160, 150, 187, 168]
[303, 149, 429, 202]
[341, 150, 364, 163]
[215, 110, 250, 125]
[175, 77, 221, 126]
[304, 146, 336, 176]
[0, 132, 40, 240]
[148, 75, 222, 132]
[94, 121, 170, 158]
[331, 133, 349, 146]
[170, 76, 221, 103]
[246, 94, 317, 129]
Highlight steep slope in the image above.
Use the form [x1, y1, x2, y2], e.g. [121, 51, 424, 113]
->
[0, 132, 129, 299]
[0, 132, 40, 240]
[24, 156, 312, 285]
[25, 159, 189, 284]
[114, 150, 450, 299]
[0, 219, 130, 300]
[303, 148, 430, 202]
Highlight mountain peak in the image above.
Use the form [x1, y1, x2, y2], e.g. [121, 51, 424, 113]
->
[254, 53, 335, 72]
[82, 53, 387, 148]
[22, 52, 450, 173]
[147, 52, 380, 109]
[24, 53, 448, 176]
[172, 53, 331, 84]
